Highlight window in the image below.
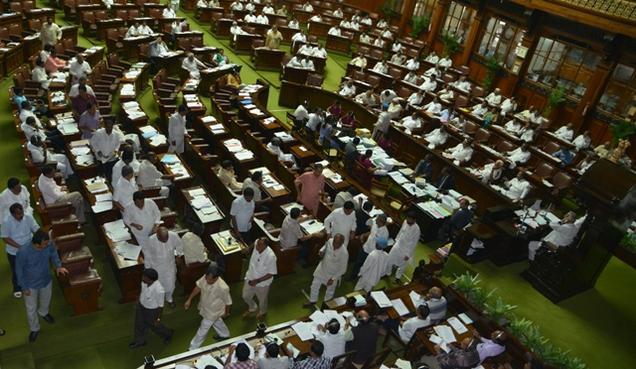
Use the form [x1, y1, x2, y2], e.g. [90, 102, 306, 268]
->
[413, 0, 437, 18]
[526, 37, 600, 100]
[598, 63, 636, 119]
[477, 17, 525, 71]
[441, 1, 475, 44]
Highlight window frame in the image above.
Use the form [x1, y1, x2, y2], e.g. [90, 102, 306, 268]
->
[476, 16, 526, 71]
[440, 1, 476, 45]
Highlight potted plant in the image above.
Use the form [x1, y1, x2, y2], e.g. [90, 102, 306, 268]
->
[543, 84, 567, 117]
[482, 56, 502, 91]
[380, 0, 401, 21]
[441, 32, 461, 57]
[483, 296, 517, 326]
[609, 119, 636, 144]
[410, 14, 431, 38]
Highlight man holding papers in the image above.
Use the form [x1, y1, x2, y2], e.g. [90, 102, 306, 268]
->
[304, 234, 348, 307]
[142, 227, 183, 307]
[124, 191, 161, 247]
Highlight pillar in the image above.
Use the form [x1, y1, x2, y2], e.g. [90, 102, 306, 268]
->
[398, 0, 417, 36]
[457, 11, 484, 66]
[425, 0, 450, 47]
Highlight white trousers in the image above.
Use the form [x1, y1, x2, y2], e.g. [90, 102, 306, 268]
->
[528, 241, 542, 261]
[24, 281, 52, 332]
[354, 278, 374, 293]
[309, 276, 338, 303]
[242, 283, 270, 314]
[189, 317, 230, 350]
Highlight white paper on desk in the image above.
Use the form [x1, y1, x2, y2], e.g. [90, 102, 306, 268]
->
[192, 197, 212, 209]
[331, 296, 347, 307]
[189, 188, 206, 197]
[458, 313, 473, 325]
[309, 310, 329, 325]
[433, 325, 457, 343]
[370, 291, 392, 308]
[95, 193, 112, 202]
[391, 298, 410, 316]
[91, 201, 113, 213]
[292, 321, 314, 341]
[71, 146, 91, 155]
[194, 354, 223, 369]
[286, 343, 300, 358]
[300, 219, 324, 234]
[380, 364, 391, 369]
[429, 334, 443, 345]
[394, 358, 412, 369]
[201, 116, 216, 123]
[447, 316, 468, 334]
[409, 291, 423, 310]
[115, 242, 141, 260]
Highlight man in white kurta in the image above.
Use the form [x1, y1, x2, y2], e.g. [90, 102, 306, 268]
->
[443, 140, 473, 164]
[182, 232, 208, 265]
[142, 227, 183, 306]
[242, 238, 277, 319]
[90, 120, 124, 181]
[181, 53, 206, 80]
[113, 166, 138, 211]
[0, 178, 33, 221]
[355, 241, 389, 292]
[387, 212, 421, 280]
[168, 105, 188, 154]
[186, 262, 232, 349]
[503, 171, 531, 202]
[138, 154, 172, 197]
[323, 201, 357, 246]
[124, 192, 161, 247]
[528, 212, 579, 260]
[424, 126, 448, 149]
[306, 234, 348, 305]
[506, 144, 531, 169]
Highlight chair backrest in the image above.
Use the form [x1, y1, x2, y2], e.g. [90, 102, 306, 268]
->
[458, 65, 470, 75]
[370, 49, 383, 60]
[306, 73, 323, 87]
[454, 94, 469, 108]
[543, 141, 560, 154]
[442, 73, 456, 84]
[471, 85, 485, 98]
[28, 19, 42, 32]
[129, 9, 140, 18]
[366, 75, 381, 88]
[95, 10, 108, 20]
[388, 67, 402, 79]
[115, 9, 127, 19]
[8, 23, 21, 36]
[252, 38, 264, 48]
[495, 140, 515, 153]
[464, 120, 479, 135]
[352, 70, 365, 81]
[474, 128, 491, 143]
[552, 171, 573, 190]
[534, 162, 555, 179]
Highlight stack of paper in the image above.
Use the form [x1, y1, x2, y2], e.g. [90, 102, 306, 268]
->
[201, 116, 217, 123]
[71, 146, 91, 156]
[300, 219, 324, 234]
[370, 291, 392, 308]
[447, 316, 468, 334]
[104, 220, 131, 242]
[433, 325, 457, 343]
[160, 154, 179, 164]
[391, 298, 410, 316]
[120, 84, 135, 95]
[292, 322, 314, 341]
[91, 201, 113, 213]
[115, 242, 141, 260]
[235, 150, 254, 161]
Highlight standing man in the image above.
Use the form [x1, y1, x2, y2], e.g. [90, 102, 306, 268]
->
[0, 178, 33, 220]
[142, 227, 183, 307]
[304, 234, 348, 307]
[350, 213, 388, 279]
[123, 191, 161, 247]
[15, 230, 68, 342]
[323, 201, 357, 247]
[168, 105, 188, 154]
[185, 262, 232, 350]
[242, 238, 277, 320]
[129, 268, 174, 348]
[265, 25, 283, 49]
[354, 238, 389, 292]
[40, 17, 62, 47]
[294, 164, 325, 216]
[90, 119, 124, 181]
[387, 211, 421, 281]
[1, 204, 40, 298]
[230, 188, 256, 243]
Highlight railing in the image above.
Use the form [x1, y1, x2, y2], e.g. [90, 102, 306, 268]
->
[553, 0, 636, 21]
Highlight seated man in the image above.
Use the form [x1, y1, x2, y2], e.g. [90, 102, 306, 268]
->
[503, 170, 531, 202]
[217, 160, 243, 193]
[443, 139, 473, 165]
[37, 166, 86, 223]
[528, 211, 579, 260]
[372, 60, 389, 74]
[484, 88, 503, 106]
[181, 53, 206, 80]
[407, 90, 424, 107]
[419, 76, 437, 93]
[27, 136, 74, 179]
[438, 198, 472, 242]
[554, 123, 574, 141]
[400, 113, 422, 132]
[422, 97, 443, 115]
[138, 152, 173, 197]
[474, 160, 504, 184]
[506, 143, 531, 169]
[338, 80, 356, 97]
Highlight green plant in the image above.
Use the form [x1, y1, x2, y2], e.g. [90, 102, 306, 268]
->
[380, 0, 401, 20]
[441, 32, 461, 57]
[609, 119, 636, 144]
[543, 84, 567, 117]
[410, 14, 431, 38]
[451, 271, 481, 293]
[482, 56, 502, 91]
[484, 296, 517, 322]
[619, 232, 636, 253]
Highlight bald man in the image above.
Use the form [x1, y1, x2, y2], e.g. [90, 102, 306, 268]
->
[142, 227, 183, 307]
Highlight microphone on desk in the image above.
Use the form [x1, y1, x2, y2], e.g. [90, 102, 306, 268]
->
[143, 354, 155, 369]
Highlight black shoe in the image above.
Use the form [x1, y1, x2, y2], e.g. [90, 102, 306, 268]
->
[213, 334, 230, 340]
[302, 301, 315, 308]
[29, 331, 39, 343]
[164, 329, 174, 344]
[167, 301, 176, 308]
[128, 341, 146, 349]
[42, 314, 55, 324]
[0, 329, 5, 336]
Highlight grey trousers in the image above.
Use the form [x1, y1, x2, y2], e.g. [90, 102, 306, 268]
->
[24, 281, 52, 332]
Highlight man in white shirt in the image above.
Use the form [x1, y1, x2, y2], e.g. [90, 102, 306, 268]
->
[68, 54, 92, 83]
[300, 57, 315, 70]
[113, 165, 138, 211]
[338, 80, 356, 97]
[298, 43, 314, 56]
[186, 262, 232, 349]
[312, 45, 327, 58]
[0, 178, 33, 221]
[504, 117, 523, 135]
[425, 52, 439, 64]
[400, 113, 422, 132]
[443, 139, 473, 164]
[424, 125, 449, 149]
[354, 238, 389, 292]
[126, 22, 141, 38]
[476, 160, 504, 184]
[423, 97, 443, 115]
[305, 234, 348, 306]
[124, 191, 161, 248]
[355, 90, 377, 106]
[168, 105, 188, 154]
[315, 319, 349, 359]
[139, 21, 154, 35]
[554, 123, 574, 141]
[405, 57, 420, 71]
[438, 56, 452, 68]
[419, 76, 437, 93]
[484, 88, 503, 106]
[244, 11, 256, 23]
[162, 6, 177, 18]
[231, 188, 256, 242]
[500, 97, 517, 116]
[350, 213, 389, 279]
[407, 91, 424, 107]
[37, 166, 86, 223]
[390, 52, 406, 65]
[40, 17, 62, 47]
[138, 153, 173, 197]
[451, 75, 471, 92]
[27, 136, 74, 179]
[398, 305, 431, 343]
[506, 143, 531, 169]
[404, 71, 419, 85]
[291, 31, 306, 48]
[503, 170, 531, 202]
[573, 131, 591, 150]
[302, 1, 313, 11]
[387, 212, 421, 280]
[230, 1, 243, 10]
[111, 148, 139, 188]
[328, 26, 341, 37]
[528, 212, 579, 260]
[242, 237, 277, 319]
[181, 53, 206, 80]
[129, 269, 173, 349]
[471, 102, 489, 117]
[287, 55, 302, 68]
[142, 227, 183, 306]
[372, 60, 389, 74]
[90, 119, 124, 181]
[324, 201, 357, 247]
[279, 207, 310, 250]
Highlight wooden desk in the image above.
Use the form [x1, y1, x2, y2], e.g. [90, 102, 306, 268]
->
[198, 6, 224, 23]
[213, 18, 234, 38]
[231, 33, 263, 54]
[326, 34, 352, 54]
[96, 18, 125, 40]
[308, 20, 333, 38]
[81, 176, 119, 225]
[248, 166, 291, 202]
[253, 47, 286, 71]
[65, 140, 99, 180]
[122, 35, 157, 60]
[290, 145, 318, 169]
[99, 221, 142, 304]
[181, 186, 225, 236]
[282, 66, 310, 83]
[158, 153, 194, 190]
[210, 230, 247, 283]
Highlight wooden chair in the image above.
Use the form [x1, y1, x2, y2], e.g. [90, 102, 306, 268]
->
[370, 178, 389, 199]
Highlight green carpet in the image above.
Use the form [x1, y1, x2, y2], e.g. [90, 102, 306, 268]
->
[0, 5, 635, 369]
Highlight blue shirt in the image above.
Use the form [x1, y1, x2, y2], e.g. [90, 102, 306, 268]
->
[553, 149, 574, 165]
[1, 214, 39, 255]
[15, 242, 62, 289]
[13, 95, 27, 111]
